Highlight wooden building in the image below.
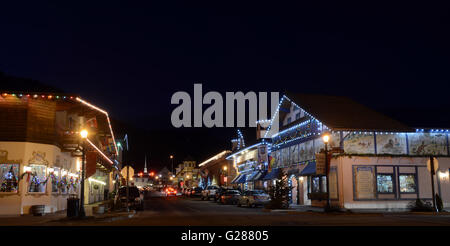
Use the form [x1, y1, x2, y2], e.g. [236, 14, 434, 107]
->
[0, 92, 120, 215]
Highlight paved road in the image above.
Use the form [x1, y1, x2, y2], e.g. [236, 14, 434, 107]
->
[2, 193, 450, 226]
[104, 194, 450, 226]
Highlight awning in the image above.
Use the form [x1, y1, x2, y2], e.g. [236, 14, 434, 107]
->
[230, 174, 242, 184]
[299, 162, 316, 176]
[262, 168, 281, 180]
[255, 170, 266, 181]
[246, 171, 265, 182]
[234, 174, 247, 184]
[245, 171, 259, 182]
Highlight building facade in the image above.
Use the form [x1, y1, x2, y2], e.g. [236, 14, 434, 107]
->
[265, 93, 450, 210]
[0, 92, 120, 215]
[174, 159, 199, 189]
[198, 151, 234, 188]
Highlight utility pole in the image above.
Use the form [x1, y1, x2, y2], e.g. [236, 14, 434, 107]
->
[429, 156, 438, 212]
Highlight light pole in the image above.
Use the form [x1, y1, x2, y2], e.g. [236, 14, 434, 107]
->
[322, 134, 331, 210]
[79, 129, 88, 218]
[170, 155, 174, 175]
[223, 165, 228, 187]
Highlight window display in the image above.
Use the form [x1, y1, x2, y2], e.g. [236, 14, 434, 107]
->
[312, 176, 320, 193]
[51, 168, 60, 193]
[399, 174, 416, 193]
[377, 174, 394, 193]
[0, 164, 19, 192]
[28, 164, 47, 193]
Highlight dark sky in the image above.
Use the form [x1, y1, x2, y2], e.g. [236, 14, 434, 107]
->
[1, 2, 450, 172]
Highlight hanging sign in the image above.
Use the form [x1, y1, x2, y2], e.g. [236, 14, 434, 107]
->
[315, 153, 326, 175]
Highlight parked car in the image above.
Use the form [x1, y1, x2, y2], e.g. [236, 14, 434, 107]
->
[214, 187, 230, 202]
[190, 187, 203, 198]
[220, 190, 241, 205]
[201, 185, 220, 200]
[118, 186, 144, 210]
[183, 188, 192, 197]
[237, 190, 270, 208]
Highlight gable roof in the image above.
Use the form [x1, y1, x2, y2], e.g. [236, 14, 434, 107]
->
[284, 92, 413, 132]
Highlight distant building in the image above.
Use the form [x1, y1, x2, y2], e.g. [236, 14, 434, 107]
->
[174, 157, 200, 189]
[198, 151, 234, 188]
[132, 157, 153, 189]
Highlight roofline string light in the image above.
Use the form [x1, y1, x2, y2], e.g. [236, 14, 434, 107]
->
[199, 150, 230, 167]
[76, 97, 119, 155]
[86, 138, 114, 165]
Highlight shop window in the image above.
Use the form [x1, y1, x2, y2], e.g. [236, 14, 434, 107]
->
[0, 164, 19, 192]
[312, 176, 320, 193]
[60, 175, 68, 194]
[399, 174, 416, 193]
[51, 168, 60, 193]
[320, 176, 327, 193]
[28, 164, 47, 193]
[376, 174, 394, 193]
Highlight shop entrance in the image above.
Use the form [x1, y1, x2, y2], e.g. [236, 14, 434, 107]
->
[290, 176, 298, 204]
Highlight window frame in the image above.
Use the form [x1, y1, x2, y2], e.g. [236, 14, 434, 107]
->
[376, 173, 395, 194]
[398, 173, 417, 194]
[27, 164, 48, 193]
[0, 163, 20, 193]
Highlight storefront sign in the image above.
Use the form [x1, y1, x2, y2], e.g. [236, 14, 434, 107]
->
[353, 166, 375, 199]
[315, 153, 326, 175]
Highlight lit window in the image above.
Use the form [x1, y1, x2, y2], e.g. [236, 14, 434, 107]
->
[312, 177, 320, 193]
[377, 174, 394, 193]
[28, 164, 47, 193]
[0, 164, 19, 192]
[399, 174, 416, 193]
[51, 167, 60, 193]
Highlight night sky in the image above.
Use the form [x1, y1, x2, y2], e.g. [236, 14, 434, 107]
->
[1, 2, 450, 172]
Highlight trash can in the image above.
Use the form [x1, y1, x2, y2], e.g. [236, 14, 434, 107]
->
[67, 194, 79, 218]
[31, 205, 45, 216]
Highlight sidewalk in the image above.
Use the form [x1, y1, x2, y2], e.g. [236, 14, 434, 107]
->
[264, 204, 450, 216]
[0, 201, 136, 226]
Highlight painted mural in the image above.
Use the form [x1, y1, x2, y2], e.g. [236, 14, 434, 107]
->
[298, 143, 306, 162]
[376, 133, 407, 155]
[281, 147, 290, 167]
[305, 140, 315, 161]
[290, 144, 299, 164]
[408, 133, 447, 155]
[330, 132, 341, 149]
[314, 138, 325, 154]
[344, 133, 375, 154]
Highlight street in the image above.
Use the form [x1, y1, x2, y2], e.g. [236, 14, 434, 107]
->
[1, 192, 450, 226]
[108, 193, 450, 226]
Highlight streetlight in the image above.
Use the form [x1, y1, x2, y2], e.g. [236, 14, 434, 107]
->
[170, 155, 174, 175]
[322, 133, 331, 210]
[79, 129, 88, 218]
[223, 165, 228, 187]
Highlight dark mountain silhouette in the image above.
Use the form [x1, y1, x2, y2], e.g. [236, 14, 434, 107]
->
[0, 71, 63, 93]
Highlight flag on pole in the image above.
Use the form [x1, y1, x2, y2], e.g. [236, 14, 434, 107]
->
[85, 117, 98, 129]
